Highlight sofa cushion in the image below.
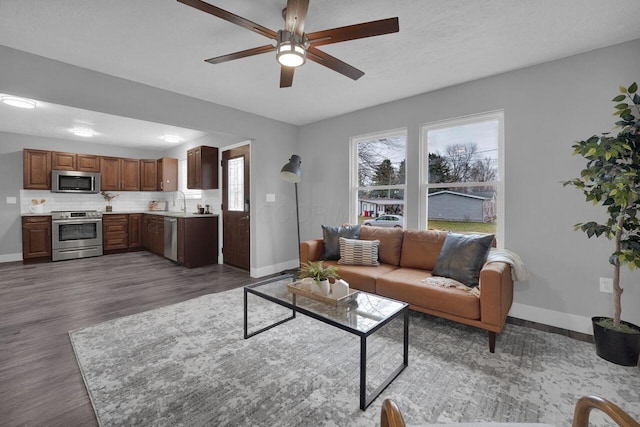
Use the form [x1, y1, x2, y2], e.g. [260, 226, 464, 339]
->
[321, 225, 361, 260]
[359, 226, 404, 266]
[321, 260, 397, 294]
[376, 268, 480, 320]
[338, 237, 380, 266]
[399, 229, 449, 270]
[432, 232, 494, 287]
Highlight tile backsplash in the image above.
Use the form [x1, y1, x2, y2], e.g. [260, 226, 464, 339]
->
[21, 190, 221, 214]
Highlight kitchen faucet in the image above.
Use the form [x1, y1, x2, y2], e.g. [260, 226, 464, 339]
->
[177, 190, 186, 213]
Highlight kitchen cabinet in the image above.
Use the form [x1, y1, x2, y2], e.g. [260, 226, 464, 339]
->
[140, 157, 178, 191]
[157, 157, 178, 192]
[181, 216, 218, 268]
[140, 159, 157, 191]
[103, 214, 129, 251]
[52, 151, 76, 170]
[52, 152, 100, 172]
[143, 214, 164, 255]
[78, 154, 100, 172]
[23, 149, 51, 190]
[100, 157, 140, 191]
[128, 214, 143, 249]
[187, 146, 218, 189]
[22, 216, 51, 260]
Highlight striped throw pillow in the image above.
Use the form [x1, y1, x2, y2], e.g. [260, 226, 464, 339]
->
[338, 237, 380, 266]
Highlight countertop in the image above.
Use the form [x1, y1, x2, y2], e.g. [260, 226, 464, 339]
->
[22, 211, 219, 218]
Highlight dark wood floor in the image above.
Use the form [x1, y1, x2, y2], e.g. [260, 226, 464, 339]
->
[0, 252, 258, 426]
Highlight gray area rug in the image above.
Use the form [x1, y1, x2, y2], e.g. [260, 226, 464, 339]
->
[69, 287, 640, 426]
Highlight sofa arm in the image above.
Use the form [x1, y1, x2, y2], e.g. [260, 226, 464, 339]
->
[479, 261, 514, 330]
[300, 239, 324, 266]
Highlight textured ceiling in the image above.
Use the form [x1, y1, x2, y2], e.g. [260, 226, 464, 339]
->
[1, 0, 640, 143]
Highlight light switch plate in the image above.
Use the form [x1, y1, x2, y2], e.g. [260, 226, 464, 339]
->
[266, 193, 276, 202]
[6, 196, 16, 204]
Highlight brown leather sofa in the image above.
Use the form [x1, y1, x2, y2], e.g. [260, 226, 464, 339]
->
[300, 227, 514, 352]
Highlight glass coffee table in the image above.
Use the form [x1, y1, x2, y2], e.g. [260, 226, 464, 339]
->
[244, 274, 409, 410]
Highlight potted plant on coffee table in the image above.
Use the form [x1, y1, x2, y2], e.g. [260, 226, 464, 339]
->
[299, 261, 340, 296]
[563, 82, 640, 367]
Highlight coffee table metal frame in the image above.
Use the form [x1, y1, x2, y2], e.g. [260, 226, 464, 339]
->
[244, 274, 409, 410]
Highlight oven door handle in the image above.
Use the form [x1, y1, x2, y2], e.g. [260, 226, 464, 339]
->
[53, 219, 103, 225]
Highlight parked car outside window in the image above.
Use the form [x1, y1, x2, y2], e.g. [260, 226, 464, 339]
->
[363, 214, 404, 228]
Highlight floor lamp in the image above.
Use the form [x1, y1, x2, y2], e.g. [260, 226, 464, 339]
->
[280, 155, 302, 269]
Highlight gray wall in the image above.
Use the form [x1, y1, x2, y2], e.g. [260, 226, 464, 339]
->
[0, 46, 300, 276]
[298, 39, 640, 331]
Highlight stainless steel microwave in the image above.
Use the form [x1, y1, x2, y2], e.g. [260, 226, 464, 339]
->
[52, 170, 101, 194]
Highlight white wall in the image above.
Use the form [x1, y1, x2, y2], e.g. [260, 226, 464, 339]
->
[0, 46, 300, 275]
[298, 38, 640, 332]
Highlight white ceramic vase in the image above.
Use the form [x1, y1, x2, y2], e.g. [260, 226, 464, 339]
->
[314, 279, 331, 296]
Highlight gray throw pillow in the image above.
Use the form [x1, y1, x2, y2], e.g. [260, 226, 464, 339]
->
[321, 225, 361, 260]
[432, 232, 494, 287]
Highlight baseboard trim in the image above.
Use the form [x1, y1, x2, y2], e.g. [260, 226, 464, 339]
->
[508, 302, 593, 338]
[0, 253, 23, 263]
[252, 259, 299, 278]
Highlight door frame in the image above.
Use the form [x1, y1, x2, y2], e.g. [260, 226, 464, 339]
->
[220, 140, 252, 270]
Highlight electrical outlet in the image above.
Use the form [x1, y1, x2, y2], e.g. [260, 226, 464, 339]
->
[599, 277, 613, 293]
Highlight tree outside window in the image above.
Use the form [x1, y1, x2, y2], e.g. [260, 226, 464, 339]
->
[351, 130, 407, 225]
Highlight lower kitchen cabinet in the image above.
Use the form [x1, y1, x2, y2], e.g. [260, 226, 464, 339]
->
[142, 214, 164, 256]
[128, 214, 143, 249]
[103, 214, 129, 251]
[181, 216, 218, 268]
[22, 216, 51, 261]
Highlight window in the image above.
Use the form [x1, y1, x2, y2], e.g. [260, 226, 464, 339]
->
[350, 129, 407, 227]
[227, 156, 244, 211]
[179, 159, 202, 199]
[420, 111, 504, 241]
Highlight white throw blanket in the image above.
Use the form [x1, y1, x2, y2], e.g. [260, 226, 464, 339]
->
[421, 276, 481, 298]
[486, 248, 530, 281]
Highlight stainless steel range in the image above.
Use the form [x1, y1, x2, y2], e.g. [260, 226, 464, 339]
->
[51, 210, 103, 261]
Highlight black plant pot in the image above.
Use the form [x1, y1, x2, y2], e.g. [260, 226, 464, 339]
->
[592, 316, 640, 366]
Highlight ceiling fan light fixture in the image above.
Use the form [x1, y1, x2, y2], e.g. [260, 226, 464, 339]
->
[1, 95, 37, 109]
[276, 30, 306, 67]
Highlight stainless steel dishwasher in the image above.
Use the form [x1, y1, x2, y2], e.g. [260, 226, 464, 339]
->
[164, 217, 178, 262]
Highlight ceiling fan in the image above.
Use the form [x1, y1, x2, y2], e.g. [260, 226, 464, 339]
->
[177, 0, 399, 88]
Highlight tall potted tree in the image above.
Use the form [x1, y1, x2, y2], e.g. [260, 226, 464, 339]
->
[564, 82, 640, 366]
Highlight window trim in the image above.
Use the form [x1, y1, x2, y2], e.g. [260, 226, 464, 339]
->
[419, 110, 504, 245]
[349, 128, 408, 225]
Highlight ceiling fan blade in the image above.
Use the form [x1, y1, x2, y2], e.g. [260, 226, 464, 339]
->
[178, 0, 277, 40]
[306, 17, 399, 47]
[306, 46, 364, 80]
[280, 67, 295, 88]
[205, 45, 276, 64]
[284, 0, 309, 36]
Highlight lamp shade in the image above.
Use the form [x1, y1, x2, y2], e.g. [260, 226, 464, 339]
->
[280, 154, 302, 183]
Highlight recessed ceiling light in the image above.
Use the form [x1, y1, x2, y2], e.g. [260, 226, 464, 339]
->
[1, 95, 37, 109]
[71, 127, 95, 137]
[162, 135, 182, 143]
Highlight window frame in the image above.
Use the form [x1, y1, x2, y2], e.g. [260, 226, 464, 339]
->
[349, 128, 408, 225]
[419, 111, 505, 245]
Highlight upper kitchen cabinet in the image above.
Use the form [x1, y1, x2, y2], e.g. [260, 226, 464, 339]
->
[187, 146, 218, 189]
[23, 149, 51, 190]
[158, 157, 178, 192]
[100, 156, 140, 191]
[52, 152, 100, 172]
[139, 159, 157, 191]
[140, 157, 178, 191]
